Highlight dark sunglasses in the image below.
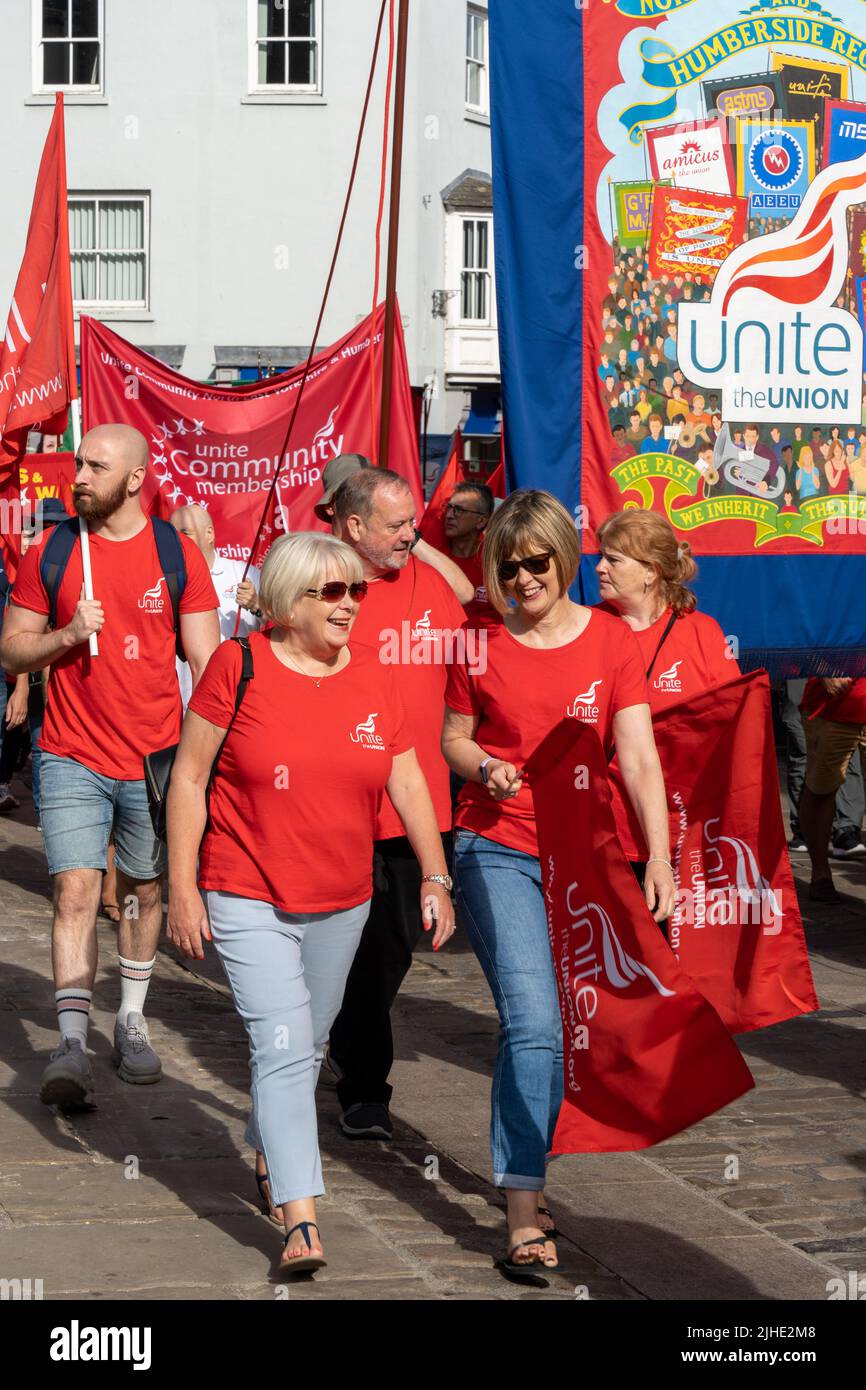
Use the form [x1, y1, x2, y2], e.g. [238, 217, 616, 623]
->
[304, 581, 368, 602]
[497, 551, 554, 584]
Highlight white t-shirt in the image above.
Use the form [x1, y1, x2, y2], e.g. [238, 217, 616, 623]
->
[177, 555, 260, 708]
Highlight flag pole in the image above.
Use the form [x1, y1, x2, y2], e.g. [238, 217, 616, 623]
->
[377, 0, 410, 471]
[56, 91, 97, 658]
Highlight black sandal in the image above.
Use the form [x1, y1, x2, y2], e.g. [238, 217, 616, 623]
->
[255, 1170, 284, 1226]
[280, 1221, 327, 1275]
[499, 1230, 558, 1278]
[538, 1205, 561, 1240]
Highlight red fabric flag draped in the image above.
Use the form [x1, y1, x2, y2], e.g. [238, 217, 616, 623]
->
[418, 429, 463, 551]
[527, 719, 754, 1154]
[611, 671, 818, 1034]
[0, 94, 77, 476]
[486, 459, 505, 498]
[81, 304, 421, 563]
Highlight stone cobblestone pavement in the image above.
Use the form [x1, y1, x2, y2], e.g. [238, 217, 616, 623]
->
[0, 766, 863, 1301]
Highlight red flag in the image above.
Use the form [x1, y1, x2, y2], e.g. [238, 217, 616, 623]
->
[419, 429, 463, 551]
[0, 95, 77, 475]
[486, 459, 505, 498]
[81, 304, 422, 560]
[0, 465, 23, 582]
[612, 672, 818, 1034]
[527, 719, 754, 1154]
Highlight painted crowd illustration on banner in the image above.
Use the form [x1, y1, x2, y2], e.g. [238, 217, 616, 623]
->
[589, 0, 866, 553]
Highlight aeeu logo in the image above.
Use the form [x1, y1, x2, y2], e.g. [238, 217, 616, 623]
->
[677, 149, 866, 424]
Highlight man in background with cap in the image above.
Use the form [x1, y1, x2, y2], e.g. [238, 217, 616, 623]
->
[316, 454, 475, 604]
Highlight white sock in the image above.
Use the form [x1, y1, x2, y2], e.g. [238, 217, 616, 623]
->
[117, 955, 156, 1026]
[55, 988, 92, 1047]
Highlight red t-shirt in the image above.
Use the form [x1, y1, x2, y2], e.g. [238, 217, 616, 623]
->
[451, 547, 501, 628]
[598, 604, 739, 713]
[190, 633, 411, 912]
[599, 605, 741, 859]
[349, 557, 467, 839]
[12, 522, 217, 780]
[445, 608, 649, 856]
[801, 677, 866, 725]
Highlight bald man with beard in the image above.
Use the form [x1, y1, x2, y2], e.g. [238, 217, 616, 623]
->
[170, 504, 261, 708]
[0, 424, 220, 1110]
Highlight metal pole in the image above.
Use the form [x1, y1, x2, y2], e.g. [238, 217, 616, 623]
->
[378, 0, 410, 470]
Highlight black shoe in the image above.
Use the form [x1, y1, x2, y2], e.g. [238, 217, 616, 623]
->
[830, 829, 866, 859]
[788, 836, 807, 853]
[809, 877, 842, 905]
[340, 1102, 393, 1140]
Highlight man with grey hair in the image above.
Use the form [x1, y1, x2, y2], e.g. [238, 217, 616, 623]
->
[326, 467, 465, 1138]
[170, 504, 261, 707]
[0, 424, 220, 1111]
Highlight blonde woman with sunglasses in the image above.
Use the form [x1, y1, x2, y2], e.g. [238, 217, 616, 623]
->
[167, 532, 454, 1276]
[442, 491, 673, 1275]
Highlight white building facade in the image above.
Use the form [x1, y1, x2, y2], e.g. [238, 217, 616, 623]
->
[2, 0, 501, 484]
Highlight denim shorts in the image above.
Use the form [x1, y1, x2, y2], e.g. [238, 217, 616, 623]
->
[40, 751, 166, 880]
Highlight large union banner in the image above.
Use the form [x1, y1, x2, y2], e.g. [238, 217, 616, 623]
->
[490, 0, 866, 674]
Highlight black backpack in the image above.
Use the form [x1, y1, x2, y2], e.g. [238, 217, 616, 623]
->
[39, 516, 189, 661]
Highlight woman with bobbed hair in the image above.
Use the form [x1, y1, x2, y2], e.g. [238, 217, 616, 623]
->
[595, 509, 741, 864]
[167, 532, 455, 1275]
[442, 489, 674, 1275]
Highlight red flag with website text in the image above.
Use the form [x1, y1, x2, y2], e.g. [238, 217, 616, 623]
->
[611, 672, 818, 1034]
[0, 96, 76, 475]
[419, 429, 463, 552]
[527, 719, 754, 1154]
[81, 304, 421, 563]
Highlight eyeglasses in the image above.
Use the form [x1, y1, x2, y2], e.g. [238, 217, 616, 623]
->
[445, 502, 487, 518]
[304, 581, 368, 603]
[497, 551, 555, 583]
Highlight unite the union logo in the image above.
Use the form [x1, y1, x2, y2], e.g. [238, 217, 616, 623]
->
[655, 660, 683, 693]
[566, 679, 603, 722]
[678, 148, 866, 423]
[137, 577, 166, 612]
[350, 712, 385, 750]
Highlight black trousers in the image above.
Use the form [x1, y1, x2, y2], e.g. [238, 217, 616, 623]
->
[330, 832, 450, 1110]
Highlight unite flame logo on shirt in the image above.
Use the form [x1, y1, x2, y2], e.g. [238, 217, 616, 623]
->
[350, 712, 385, 750]
[137, 577, 166, 613]
[566, 679, 603, 722]
[678, 148, 866, 423]
[655, 659, 683, 693]
[411, 608, 438, 641]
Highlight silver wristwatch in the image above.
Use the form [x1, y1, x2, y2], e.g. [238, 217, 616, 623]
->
[421, 873, 453, 892]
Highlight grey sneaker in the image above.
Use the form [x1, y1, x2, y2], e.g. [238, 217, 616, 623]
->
[40, 1037, 96, 1110]
[111, 1012, 162, 1084]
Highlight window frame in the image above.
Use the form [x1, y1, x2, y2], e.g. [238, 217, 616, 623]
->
[465, 5, 489, 118]
[247, 0, 323, 97]
[31, 0, 105, 96]
[69, 192, 150, 312]
[458, 214, 493, 327]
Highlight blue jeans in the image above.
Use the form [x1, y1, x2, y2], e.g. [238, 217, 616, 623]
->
[453, 829, 564, 1190]
[206, 891, 371, 1205]
[40, 751, 166, 879]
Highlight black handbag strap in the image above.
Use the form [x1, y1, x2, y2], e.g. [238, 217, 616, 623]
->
[207, 636, 255, 792]
[645, 611, 678, 682]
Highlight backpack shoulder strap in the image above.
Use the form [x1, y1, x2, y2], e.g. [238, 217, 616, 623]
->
[150, 517, 188, 660]
[39, 518, 82, 631]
